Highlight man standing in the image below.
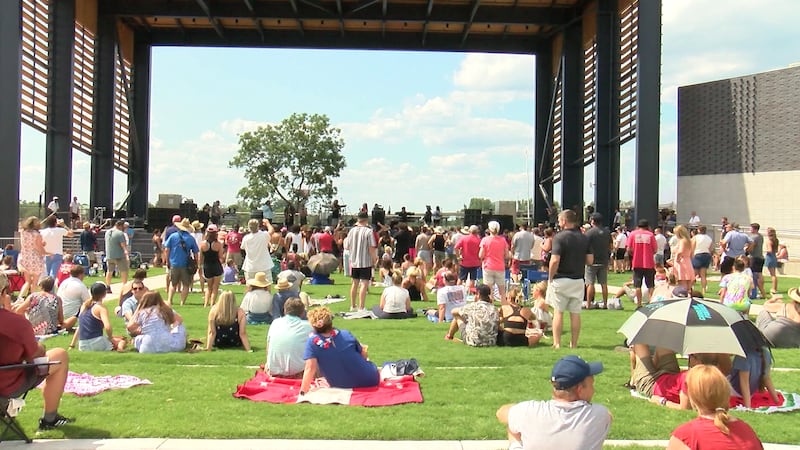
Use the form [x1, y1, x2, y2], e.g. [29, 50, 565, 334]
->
[0, 303, 74, 431]
[225, 225, 243, 269]
[688, 211, 701, 228]
[454, 225, 482, 289]
[69, 196, 80, 228]
[163, 219, 199, 306]
[210, 200, 222, 225]
[584, 213, 611, 309]
[627, 219, 658, 307]
[104, 221, 129, 291]
[46, 196, 60, 215]
[240, 219, 275, 282]
[40, 216, 73, 278]
[748, 223, 766, 298]
[261, 200, 274, 222]
[547, 210, 591, 349]
[344, 212, 377, 311]
[79, 222, 98, 265]
[510, 223, 535, 283]
[480, 221, 510, 301]
[719, 223, 752, 275]
[496, 355, 611, 450]
[653, 227, 668, 266]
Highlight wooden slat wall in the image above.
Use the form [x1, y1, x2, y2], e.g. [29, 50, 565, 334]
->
[618, 0, 638, 145]
[20, 0, 49, 134]
[73, 22, 95, 157]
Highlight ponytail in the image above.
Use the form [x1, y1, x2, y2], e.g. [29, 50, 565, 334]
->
[713, 407, 730, 435]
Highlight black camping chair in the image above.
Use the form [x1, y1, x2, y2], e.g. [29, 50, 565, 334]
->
[0, 358, 59, 443]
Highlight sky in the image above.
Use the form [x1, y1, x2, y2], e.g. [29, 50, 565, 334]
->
[18, 0, 800, 217]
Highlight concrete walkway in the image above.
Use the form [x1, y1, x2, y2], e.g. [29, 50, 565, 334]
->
[3, 439, 799, 449]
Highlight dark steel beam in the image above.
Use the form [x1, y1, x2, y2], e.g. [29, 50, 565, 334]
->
[175, 17, 186, 33]
[287, 0, 306, 37]
[501, 0, 519, 39]
[45, 0, 76, 213]
[129, 36, 152, 219]
[0, 0, 22, 235]
[381, 0, 388, 37]
[460, 0, 481, 46]
[335, 0, 345, 37]
[194, 0, 226, 39]
[634, 0, 661, 226]
[594, 0, 620, 223]
[241, 0, 265, 41]
[147, 28, 539, 54]
[91, 14, 116, 215]
[102, 0, 573, 26]
[421, 0, 434, 47]
[534, 43, 554, 224]
[348, 0, 381, 15]
[559, 19, 584, 222]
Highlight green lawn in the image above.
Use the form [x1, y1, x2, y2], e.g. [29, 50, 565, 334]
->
[13, 269, 800, 444]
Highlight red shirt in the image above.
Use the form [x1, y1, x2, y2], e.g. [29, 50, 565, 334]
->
[225, 231, 242, 253]
[317, 232, 334, 252]
[671, 417, 763, 450]
[480, 235, 509, 271]
[653, 370, 688, 403]
[0, 308, 39, 396]
[57, 263, 74, 286]
[455, 234, 481, 268]
[627, 228, 657, 269]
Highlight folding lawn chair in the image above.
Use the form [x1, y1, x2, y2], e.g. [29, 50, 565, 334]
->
[0, 359, 60, 443]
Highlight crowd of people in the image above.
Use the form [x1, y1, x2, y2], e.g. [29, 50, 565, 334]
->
[1, 204, 797, 448]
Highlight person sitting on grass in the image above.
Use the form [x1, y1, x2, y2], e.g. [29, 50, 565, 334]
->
[12, 276, 63, 336]
[755, 289, 800, 348]
[222, 258, 238, 284]
[55, 265, 91, 331]
[55, 253, 75, 287]
[629, 344, 730, 409]
[425, 271, 466, 323]
[667, 364, 763, 450]
[496, 355, 611, 450]
[271, 275, 300, 320]
[444, 284, 498, 347]
[299, 307, 379, 396]
[266, 297, 312, 378]
[127, 291, 186, 354]
[728, 344, 779, 409]
[402, 266, 428, 302]
[719, 256, 754, 317]
[241, 272, 273, 324]
[72, 282, 126, 352]
[371, 269, 416, 319]
[116, 279, 148, 330]
[117, 268, 148, 310]
[497, 287, 541, 347]
[206, 291, 251, 352]
[0, 300, 74, 431]
[530, 281, 553, 330]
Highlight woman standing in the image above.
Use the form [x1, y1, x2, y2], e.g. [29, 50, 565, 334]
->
[18, 216, 47, 297]
[667, 365, 763, 450]
[691, 225, 714, 295]
[206, 291, 251, 351]
[764, 228, 779, 294]
[151, 229, 163, 267]
[198, 224, 224, 308]
[673, 225, 695, 290]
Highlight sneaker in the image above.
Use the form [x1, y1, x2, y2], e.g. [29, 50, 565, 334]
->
[38, 414, 74, 431]
[349, 306, 357, 312]
[106, 287, 113, 294]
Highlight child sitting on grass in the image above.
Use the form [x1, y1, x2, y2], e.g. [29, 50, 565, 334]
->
[222, 259, 238, 285]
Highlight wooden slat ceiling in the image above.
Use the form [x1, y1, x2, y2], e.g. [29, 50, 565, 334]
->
[100, 0, 585, 54]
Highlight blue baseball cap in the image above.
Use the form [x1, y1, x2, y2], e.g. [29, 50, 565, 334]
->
[550, 355, 604, 390]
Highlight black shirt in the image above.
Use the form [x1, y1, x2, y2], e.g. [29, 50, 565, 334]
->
[551, 227, 590, 279]
[585, 226, 611, 265]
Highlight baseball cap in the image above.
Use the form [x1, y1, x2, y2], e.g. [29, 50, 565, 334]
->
[90, 282, 108, 297]
[172, 215, 181, 223]
[550, 355, 603, 390]
[357, 211, 369, 220]
[207, 224, 219, 232]
[671, 286, 690, 298]
[487, 221, 500, 233]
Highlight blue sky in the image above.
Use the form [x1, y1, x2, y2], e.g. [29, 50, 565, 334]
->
[19, 0, 800, 216]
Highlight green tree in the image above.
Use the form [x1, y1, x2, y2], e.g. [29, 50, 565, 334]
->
[467, 197, 493, 211]
[229, 113, 346, 212]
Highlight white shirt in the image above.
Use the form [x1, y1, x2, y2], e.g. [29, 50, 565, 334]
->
[381, 285, 410, 314]
[508, 399, 611, 450]
[70, 200, 80, 214]
[47, 200, 59, 212]
[436, 284, 467, 321]
[688, 215, 701, 226]
[614, 232, 627, 250]
[693, 233, 713, 255]
[240, 289, 272, 314]
[532, 234, 544, 261]
[241, 231, 274, 273]
[40, 227, 68, 254]
[56, 276, 91, 317]
[654, 233, 667, 257]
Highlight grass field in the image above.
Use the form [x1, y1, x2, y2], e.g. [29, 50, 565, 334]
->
[13, 268, 800, 444]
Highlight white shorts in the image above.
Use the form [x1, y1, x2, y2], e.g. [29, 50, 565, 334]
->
[482, 269, 506, 288]
[546, 278, 584, 314]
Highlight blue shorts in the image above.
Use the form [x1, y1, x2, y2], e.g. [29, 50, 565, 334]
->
[459, 266, 479, 282]
[691, 253, 711, 270]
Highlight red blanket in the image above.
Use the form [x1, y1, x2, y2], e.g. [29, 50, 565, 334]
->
[233, 371, 423, 406]
[729, 391, 784, 408]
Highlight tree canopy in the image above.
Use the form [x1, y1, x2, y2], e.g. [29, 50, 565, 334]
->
[229, 113, 346, 211]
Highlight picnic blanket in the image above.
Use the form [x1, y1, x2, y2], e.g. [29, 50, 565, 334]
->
[233, 371, 423, 406]
[63, 371, 152, 397]
[309, 296, 347, 306]
[630, 388, 800, 414]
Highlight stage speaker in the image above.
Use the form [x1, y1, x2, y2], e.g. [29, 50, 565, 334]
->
[464, 209, 482, 226]
[179, 202, 198, 221]
[146, 208, 180, 232]
[250, 210, 264, 220]
[114, 209, 127, 219]
[372, 209, 385, 226]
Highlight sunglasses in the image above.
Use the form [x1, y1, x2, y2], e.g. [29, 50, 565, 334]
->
[131, 287, 144, 291]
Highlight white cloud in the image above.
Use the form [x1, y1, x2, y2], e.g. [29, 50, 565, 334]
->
[220, 118, 274, 136]
[453, 53, 535, 92]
